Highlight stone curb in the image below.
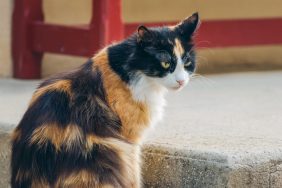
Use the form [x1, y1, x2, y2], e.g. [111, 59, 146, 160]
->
[0, 132, 11, 188]
[142, 145, 282, 188]
[1, 127, 282, 188]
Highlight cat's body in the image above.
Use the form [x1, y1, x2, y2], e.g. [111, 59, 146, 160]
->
[11, 13, 199, 188]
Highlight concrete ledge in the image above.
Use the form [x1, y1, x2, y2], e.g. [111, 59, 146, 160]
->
[0, 132, 11, 187]
[142, 145, 282, 187]
[143, 145, 230, 187]
[1, 72, 282, 187]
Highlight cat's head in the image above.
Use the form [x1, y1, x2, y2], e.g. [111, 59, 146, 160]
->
[132, 13, 200, 90]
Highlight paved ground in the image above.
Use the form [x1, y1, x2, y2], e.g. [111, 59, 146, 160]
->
[0, 71, 282, 187]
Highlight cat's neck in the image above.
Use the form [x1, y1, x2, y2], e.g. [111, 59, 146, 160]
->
[92, 49, 166, 143]
[129, 74, 167, 132]
[107, 37, 138, 83]
[108, 40, 168, 128]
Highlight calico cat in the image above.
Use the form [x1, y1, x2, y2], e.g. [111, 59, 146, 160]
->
[11, 12, 200, 188]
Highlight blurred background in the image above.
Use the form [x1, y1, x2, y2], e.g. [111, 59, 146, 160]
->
[0, 0, 282, 78]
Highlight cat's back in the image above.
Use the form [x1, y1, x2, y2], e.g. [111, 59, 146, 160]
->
[10, 58, 135, 188]
[18, 59, 118, 135]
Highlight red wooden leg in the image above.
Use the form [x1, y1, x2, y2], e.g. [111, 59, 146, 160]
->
[12, 0, 44, 79]
[91, 0, 124, 50]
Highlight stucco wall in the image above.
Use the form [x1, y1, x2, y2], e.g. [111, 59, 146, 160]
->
[0, 0, 12, 77]
[1, 0, 282, 77]
[123, 0, 282, 22]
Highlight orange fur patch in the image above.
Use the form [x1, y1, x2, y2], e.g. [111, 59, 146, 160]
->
[30, 123, 83, 151]
[86, 134, 133, 154]
[173, 38, 185, 57]
[31, 179, 49, 188]
[100, 184, 115, 188]
[56, 170, 98, 188]
[85, 134, 105, 151]
[92, 50, 150, 143]
[29, 80, 72, 106]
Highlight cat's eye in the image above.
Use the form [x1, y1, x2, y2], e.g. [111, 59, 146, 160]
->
[184, 61, 192, 67]
[161, 62, 170, 69]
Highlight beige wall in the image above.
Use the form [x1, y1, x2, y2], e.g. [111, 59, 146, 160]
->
[1, 0, 282, 77]
[123, 0, 282, 22]
[0, 0, 12, 77]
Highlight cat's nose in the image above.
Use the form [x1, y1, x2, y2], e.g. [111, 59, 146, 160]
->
[176, 80, 185, 86]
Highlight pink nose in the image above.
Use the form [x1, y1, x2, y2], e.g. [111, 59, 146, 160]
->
[176, 80, 185, 86]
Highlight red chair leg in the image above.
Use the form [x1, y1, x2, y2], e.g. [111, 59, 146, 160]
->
[12, 0, 44, 79]
[91, 0, 124, 49]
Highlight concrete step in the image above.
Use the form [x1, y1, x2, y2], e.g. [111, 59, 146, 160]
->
[1, 71, 282, 187]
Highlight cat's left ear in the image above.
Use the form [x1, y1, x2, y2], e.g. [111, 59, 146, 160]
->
[137, 25, 153, 43]
[175, 12, 200, 39]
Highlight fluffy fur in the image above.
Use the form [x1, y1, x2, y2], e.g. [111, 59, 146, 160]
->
[11, 13, 200, 188]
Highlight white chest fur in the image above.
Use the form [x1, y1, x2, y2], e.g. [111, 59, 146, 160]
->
[129, 75, 167, 128]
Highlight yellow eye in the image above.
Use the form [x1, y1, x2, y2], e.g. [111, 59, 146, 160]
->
[161, 62, 170, 69]
[184, 61, 192, 67]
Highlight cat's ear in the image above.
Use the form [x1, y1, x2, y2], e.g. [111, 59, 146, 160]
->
[175, 12, 200, 39]
[137, 25, 153, 43]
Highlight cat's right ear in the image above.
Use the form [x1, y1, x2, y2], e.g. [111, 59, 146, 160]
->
[175, 12, 200, 40]
[137, 25, 152, 43]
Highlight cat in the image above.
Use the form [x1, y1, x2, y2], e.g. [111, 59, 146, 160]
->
[11, 12, 200, 188]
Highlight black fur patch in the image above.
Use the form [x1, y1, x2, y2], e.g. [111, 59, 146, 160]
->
[17, 89, 71, 141]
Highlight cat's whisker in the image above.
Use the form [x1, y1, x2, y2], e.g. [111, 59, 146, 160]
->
[197, 47, 215, 56]
[196, 41, 212, 47]
[193, 73, 214, 81]
[191, 73, 216, 87]
[196, 55, 209, 64]
[191, 77, 214, 88]
[196, 40, 211, 45]
[196, 57, 210, 70]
